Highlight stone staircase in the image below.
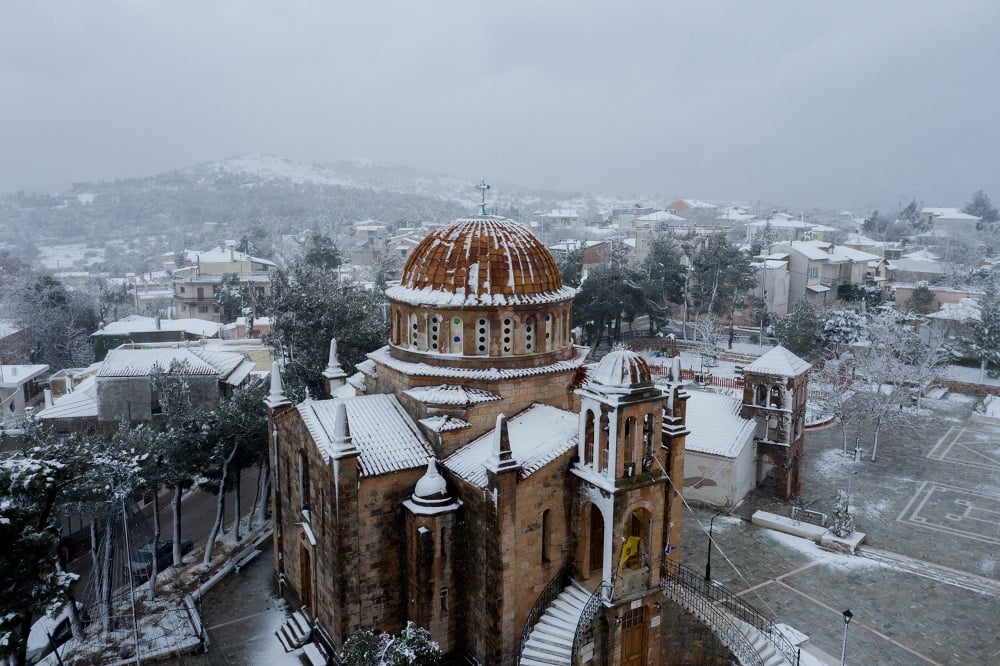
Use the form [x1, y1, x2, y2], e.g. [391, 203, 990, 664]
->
[275, 609, 312, 652]
[734, 619, 790, 666]
[519, 582, 591, 665]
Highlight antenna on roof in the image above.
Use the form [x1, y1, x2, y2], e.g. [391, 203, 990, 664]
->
[475, 178, 491, 215]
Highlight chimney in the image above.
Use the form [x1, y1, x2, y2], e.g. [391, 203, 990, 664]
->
[44, 389, 53, 408]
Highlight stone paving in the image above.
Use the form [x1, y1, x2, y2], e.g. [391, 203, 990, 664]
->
[677, 390, 1000, 664]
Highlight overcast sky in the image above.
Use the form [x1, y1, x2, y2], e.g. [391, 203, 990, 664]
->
[1, 1, 997, 209]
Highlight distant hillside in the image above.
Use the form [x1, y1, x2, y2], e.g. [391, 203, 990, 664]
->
[0, 155, 612, 261]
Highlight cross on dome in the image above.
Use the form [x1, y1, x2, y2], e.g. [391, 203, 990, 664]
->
[475, 178, 491, 215]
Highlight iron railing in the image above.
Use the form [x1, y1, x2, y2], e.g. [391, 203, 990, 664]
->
[517, 564, 572, 662]
[570, 582, 610, 663]
[662, 559, 799, 665]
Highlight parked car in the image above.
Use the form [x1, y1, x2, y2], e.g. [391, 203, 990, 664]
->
[26, 603, 84, 664]
[129, 538, 194, 579]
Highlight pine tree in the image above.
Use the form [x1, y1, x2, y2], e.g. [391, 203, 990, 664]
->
[773, 300, 823, 360]
[961, 283, 1000, 382]
[962, 190, 999, 226]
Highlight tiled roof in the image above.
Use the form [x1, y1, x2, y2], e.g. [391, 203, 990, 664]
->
[94, 316, 221, 338]
[387, 216, 575, 307]
[419, 415, 471, 432]
[98, 348, 229, 377]
[404, 384, 502, 406]
[442, 404, 577, 489]
[744, 346, 810, 377]
[683, 390, 755, 458]
[0, 364, 49, 388]
[297, 394, 432, 477]
[38, 376, 98, 420]
[368, 345, 588, 381]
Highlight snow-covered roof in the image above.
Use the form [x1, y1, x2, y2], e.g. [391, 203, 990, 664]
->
[747, 219, 812, 230]
[636, 210, 686, 223]
[0, 319, 20, 338]
[297, 394, 432, 476]
[921, 207, 980, 220]
[188, 246, 276, 268]
[369, 345, 588, 382]
[93, 316, 221, 338]
[744, 346, 810, 378]
[888, 259, 950, 274]
[540, 209, 578, 219]
[98, 348, 229, 378]
[676, 199, 716, 209]
[776, 241, 881, 263]
[38, 375, 98, 419]
[419, 415, 471, 432]
[404, 384, 502, 406]
[927, 298, 980, 322]
[442, 403, 577, 489]
[683, 390, 755, 458]
[0, 364, 49, 388]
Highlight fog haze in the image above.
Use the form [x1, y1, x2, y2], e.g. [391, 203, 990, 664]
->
[2, 1, 997, 208]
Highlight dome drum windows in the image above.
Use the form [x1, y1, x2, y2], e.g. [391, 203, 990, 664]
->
[524, 316, 535, 353]
[430, 315, 441, 352]
[501, 316, 514, 355]
[476, 317, 490, 355]
[450, 316, 463, 354]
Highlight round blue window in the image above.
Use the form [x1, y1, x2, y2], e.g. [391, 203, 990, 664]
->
[454, 336, 461, 343]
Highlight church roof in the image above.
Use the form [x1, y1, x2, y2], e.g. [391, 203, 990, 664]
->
[297, 394, 433, 477]
[442, 403, 577, 490]
[590, 348, 652, 389]
[683, 390, 756, 458]
[404, 384, 502, 406]
[386, 216, 576, 307]
[744, 346, 810, 378]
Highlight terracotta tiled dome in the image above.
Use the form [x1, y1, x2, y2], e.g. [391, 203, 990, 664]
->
[387, 216, 575, 307]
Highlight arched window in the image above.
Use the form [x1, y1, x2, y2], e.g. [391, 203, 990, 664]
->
[449, 316, 463, 354]
[429, 314, 441, 352]
[408, 313, 419, 350]
[476, 317, 490, 355]
[587, 503, 604, 576]
[756, 384, 768, 406]
[524, 316, 536, 353]
[623, 507, 650, 570]
[298, 450, 310, 512]
[584, 409, 595, 467]
[501, 316, 514, 355]
[598, 412, 610, 474]
[622, 417, 637, 475]
[393, 309, 401, 345]
[643, 414, 656, 462]
[543, 312, 553, 351]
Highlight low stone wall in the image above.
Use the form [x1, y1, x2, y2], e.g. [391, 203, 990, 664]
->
[938, 379, 1000, 397]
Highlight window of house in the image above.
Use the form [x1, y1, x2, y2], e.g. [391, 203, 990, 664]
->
[199, 306, 209, 313]
[541, 509, 551, 563]
[808, 266, 818, 280]
[179, 286, 186, 293]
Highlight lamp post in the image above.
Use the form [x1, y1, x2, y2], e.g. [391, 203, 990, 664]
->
[704, 514, 718, 583]
[840, 608, 853, 666]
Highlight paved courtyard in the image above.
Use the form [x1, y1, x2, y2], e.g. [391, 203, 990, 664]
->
[678, 389, 1000, 664]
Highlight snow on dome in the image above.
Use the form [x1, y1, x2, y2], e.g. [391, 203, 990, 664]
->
[386, 216, 575, 307]
[413, 458, 450, 503]
[591, 347, 652, 388]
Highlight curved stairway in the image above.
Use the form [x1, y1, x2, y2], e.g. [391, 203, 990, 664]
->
[519, 582, 591, 665]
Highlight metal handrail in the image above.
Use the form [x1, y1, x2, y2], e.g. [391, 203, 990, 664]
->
[517, 564, 572, 661]
[569, 582, 610, 663]
[662, 559, 799, 665]
[661, 574, 765, 666]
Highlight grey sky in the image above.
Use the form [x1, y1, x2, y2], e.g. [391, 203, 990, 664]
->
[1, 1, 997, 208]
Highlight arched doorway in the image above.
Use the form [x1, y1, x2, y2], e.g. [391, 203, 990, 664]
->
[298, 542, 313, 613]
[587, 503, 604, 580]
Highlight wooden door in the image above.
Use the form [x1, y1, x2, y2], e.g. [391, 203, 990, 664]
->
[621, 607, 645, 665]
[588, 505, 604, 576]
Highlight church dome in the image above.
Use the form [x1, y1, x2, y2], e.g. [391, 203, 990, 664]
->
[592, 348, 652, 389]
[411, 459, 452, 506]
[386, 216, 575, 307]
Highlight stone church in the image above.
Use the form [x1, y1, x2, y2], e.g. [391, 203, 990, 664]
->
[265, 215, 698, 664]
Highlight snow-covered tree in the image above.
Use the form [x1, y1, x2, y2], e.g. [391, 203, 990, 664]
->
[773, 300, 823, 360]
[962, 189, 998, 226]
[265, 261, 387, 399]
[341, 622, 440, 666]
[822, 310, 866, 355]
[853, 313, 943, 460]
[809, 359, 857, 454]
[960, 283, 1000, 382]
[905, 284, 934, 314]
[830, 489, 855, 538]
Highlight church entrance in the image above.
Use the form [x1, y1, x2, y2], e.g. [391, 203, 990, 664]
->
[299, 542, 312, 613]
[620, 606, 646, 665]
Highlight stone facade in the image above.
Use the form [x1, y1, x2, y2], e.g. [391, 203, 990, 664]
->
[267, 216, 693, 664]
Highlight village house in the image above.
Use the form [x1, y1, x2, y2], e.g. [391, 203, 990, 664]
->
[170, 242, 276, 323]
[769, 240, 882, 308]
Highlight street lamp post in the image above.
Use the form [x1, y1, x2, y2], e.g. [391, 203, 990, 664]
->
[704, 514, 718, 583]
[840, 608, 853, 666]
